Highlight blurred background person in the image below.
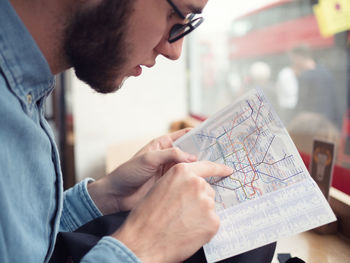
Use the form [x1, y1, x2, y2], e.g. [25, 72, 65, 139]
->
[248, 61, 279, 110]
[276, 65, 299, 123]
[289, 44, 338, 124]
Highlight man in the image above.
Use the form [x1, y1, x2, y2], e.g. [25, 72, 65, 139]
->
[289, 45, 339, 125]
[276, 65, 299, 123]
[0, 0, 275, 262]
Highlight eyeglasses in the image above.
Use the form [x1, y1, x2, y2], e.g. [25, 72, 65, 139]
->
[166, 0, 204, 43]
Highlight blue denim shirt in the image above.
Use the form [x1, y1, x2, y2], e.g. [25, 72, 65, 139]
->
[0, 0, 140, 262]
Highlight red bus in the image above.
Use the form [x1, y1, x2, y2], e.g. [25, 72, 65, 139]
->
[229, 0, 333, 60]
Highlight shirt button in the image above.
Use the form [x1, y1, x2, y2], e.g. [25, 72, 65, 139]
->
[27, 94, 32, 104]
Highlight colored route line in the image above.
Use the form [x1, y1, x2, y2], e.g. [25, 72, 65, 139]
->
[195, 133, 217, 140]
[211, 166, 304, 197]
[211, 141, 299, 195]
[258, 154, 293, 167]
[212, 176, 260, 198]
[227, 151, 291, 176]
[207, 125, 282, 183]
[252, 96, 264, 124]
[254, 135, 275, 165]
[198, 97, 269, 158]
[214, 153, 295, 186]
[196, 95, 302, 200]
[256, 170, 304, 183]
[200, 102, 261, 164]
[217, 99, 271, 196]
[246, 129, 263, 156]
[215, 105, 252, 141]
[223, 124, 263, 196]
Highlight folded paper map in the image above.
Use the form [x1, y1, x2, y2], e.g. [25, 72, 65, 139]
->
[174, 88, 336, 263]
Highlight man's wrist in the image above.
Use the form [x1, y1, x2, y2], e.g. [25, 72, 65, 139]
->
[112, 222, 163, 263]
[87, 179, 121, 215]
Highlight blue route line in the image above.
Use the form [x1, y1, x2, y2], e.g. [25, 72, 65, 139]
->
[253, 98, 263, 124]
[254, 135, 275, 165]
[197, 98, 257, 144]
[247, 101, 254, 118]
[195, 132, 217, 140]
[216, 138, 227, 165]
[220, 135, 276, 174]
[259, 154, 293, 166]
[216, 110, 252, 140]
[256, 170, 288, 185]
[211, 176, 260, 192]
[256, 169, 304, 183]
[246, 129, 265, 156]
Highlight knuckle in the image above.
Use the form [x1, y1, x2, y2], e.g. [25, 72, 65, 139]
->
[159, 135, 172, 148]
[206, 214, 220, 238]
[200, 205, 220, 241]
[199, 179, 210, 192]
[184, 174, 198, 187]
[211, 215, 221, 234]
[208, 186, 216, 198]
[140, 152, 152, 164]
[201, 197, 215, 211]
[188, 176, 204, 191]
[171, 147, 181, 158]
[172, 163, 187, 174]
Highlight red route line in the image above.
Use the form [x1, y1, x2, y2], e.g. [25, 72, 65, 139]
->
[224, 127, 262, 197]
[245, 98, 264, 195]
[221, 98, 267, 197]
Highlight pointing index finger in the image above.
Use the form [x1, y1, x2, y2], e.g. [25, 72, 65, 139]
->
[187, 161, 233, 179]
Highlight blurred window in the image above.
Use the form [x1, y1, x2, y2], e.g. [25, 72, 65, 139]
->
[187, 0, 350, 195]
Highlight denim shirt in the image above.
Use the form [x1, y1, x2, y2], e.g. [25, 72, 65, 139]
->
[0, 0, 140, 262]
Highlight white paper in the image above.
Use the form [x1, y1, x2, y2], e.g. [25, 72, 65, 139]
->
[174, 89, 336, 263]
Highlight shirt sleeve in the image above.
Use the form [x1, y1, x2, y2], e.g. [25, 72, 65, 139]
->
[60, 178, 102, 232]
[81, 236, 141, 263]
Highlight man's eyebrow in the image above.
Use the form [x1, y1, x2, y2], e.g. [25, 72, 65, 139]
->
[186, 4, 203, 14]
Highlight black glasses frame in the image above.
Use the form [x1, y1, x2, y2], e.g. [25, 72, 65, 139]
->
[166, 0, 204, 43]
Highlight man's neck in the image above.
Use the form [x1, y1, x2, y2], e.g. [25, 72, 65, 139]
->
[10, 0, 74, 74]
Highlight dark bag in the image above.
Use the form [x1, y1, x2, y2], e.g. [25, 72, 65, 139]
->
[49, 211, 276, 263]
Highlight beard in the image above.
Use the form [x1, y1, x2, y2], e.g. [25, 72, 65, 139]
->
[63, 0, 134, 94]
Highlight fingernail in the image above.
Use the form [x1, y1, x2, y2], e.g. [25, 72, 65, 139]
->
[226, 166, 233, 173]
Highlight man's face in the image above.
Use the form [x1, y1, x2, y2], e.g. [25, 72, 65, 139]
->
[64, 0, 207, 94]
[290, 54, 306, 75]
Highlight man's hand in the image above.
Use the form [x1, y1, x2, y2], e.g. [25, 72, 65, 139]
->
[88, 129, 197, 214]
[113, 161, 233, 263]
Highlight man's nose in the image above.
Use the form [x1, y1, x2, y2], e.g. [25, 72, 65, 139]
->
[155, 37, 184, 60]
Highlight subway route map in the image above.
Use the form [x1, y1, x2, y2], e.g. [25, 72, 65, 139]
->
[174, 89, 336, 262]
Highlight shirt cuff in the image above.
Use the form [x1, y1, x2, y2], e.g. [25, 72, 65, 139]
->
[60, 178, 103, 232]
[81, 236, 141, 263]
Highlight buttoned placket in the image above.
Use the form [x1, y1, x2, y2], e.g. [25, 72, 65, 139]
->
[27, 93, 32, 104]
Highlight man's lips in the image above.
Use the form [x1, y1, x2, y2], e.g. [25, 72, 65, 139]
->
[130, 65, 142, 77]
[131, 63, 156, 77]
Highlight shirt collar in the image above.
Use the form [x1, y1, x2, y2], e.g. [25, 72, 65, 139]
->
[0, 0, 55, 104]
